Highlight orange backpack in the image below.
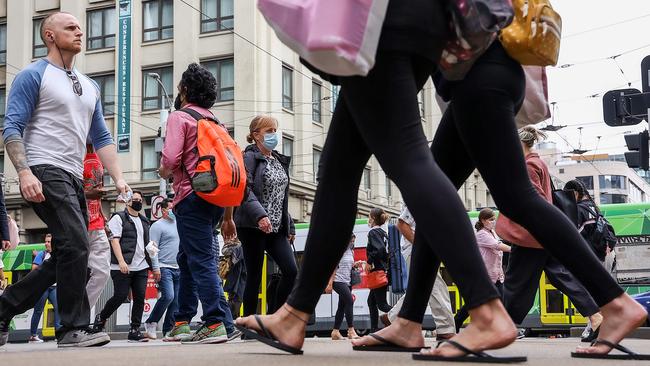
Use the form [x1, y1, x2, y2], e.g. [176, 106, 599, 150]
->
[179, 108, 246, 207]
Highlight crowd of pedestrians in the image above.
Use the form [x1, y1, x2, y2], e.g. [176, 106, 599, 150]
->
[0, 5, 648, 363]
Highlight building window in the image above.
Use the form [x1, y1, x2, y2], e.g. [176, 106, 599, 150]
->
[363, 167, 371, 190]
[143, 0, 173, 42]
[599, 175, 626, 190]
[0, 87, 5, 129]
[312, 81, 321, 123]
[33, 18, 47, 58]
[312, 146, 321, 182]
[202, 58, 234, 102]
[282, 65, 293, 111]
[283, 135, 294, 176]
[600, 193, 627, 204]
[0, 23, 6, 65]
[385, 175, 392, 198]
[141, 139, 160, 180]
[201, 0, 234, 33]
[91, 74, 115, 116]
[331, 85, 340, 111]
[142, 66, 173, 110]
[576, 176, 594, 190]
[87, 7, 116, 50]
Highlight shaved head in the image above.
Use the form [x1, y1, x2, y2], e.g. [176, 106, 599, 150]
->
[40, 12, 75, 43]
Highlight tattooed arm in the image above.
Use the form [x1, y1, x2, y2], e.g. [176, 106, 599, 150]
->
[5, 138, 44, 202]
[2, 66, 44, 202]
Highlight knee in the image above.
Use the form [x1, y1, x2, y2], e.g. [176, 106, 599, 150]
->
[158, 292, 174, 305]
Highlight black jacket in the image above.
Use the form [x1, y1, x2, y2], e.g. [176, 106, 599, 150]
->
[366, 227, 389, 272]
[234, 145, 294, 236]
[110, 210, 152, 268]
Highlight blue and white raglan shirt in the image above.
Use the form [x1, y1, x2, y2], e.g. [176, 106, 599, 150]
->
[2, 59, 114, 179]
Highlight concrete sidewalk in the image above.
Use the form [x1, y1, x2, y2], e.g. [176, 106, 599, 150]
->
[2, 337, 650, 365]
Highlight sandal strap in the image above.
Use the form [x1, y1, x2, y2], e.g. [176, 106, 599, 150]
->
[591, 339, 638, 356]
[437, 339, 489, 358]
[253, 315, 275, 340]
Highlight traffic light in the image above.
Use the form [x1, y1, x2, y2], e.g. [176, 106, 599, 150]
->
[624, 130, 649, 171]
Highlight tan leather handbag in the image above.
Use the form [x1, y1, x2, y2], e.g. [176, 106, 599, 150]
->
[499, 0, 562, 66]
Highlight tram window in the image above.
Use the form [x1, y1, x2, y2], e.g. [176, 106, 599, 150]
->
[545, 289, 564, 314]
[448, 292, 457, 311]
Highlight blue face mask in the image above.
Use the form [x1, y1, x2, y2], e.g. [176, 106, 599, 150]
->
[167, 211, 175, 220]
[263, 132, 279, 151]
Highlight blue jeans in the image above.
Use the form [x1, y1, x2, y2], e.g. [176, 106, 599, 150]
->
[30, 286, 60, 336]
[173, 193, 234, 332]
[146, 267, 180, 334]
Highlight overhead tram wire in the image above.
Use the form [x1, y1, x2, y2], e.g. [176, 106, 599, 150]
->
[178, 0, 337, 97]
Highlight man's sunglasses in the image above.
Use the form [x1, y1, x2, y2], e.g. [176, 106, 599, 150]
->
[66, 70, 83, 96]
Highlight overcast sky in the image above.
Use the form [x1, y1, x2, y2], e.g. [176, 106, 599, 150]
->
[543, 0, 650, 156]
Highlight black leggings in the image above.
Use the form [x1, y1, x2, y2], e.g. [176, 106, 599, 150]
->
[238, 228, 298, 316]
[398, 42, 623, 323]
[333, 282, 354, 329]
[287, 49, 499, 317]
[100, 269, 148, 328]
[368, 285, 392, 330]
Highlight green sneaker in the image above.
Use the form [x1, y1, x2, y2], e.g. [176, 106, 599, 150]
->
[163, 322, 192, 342]
[181, 323, 228, 344]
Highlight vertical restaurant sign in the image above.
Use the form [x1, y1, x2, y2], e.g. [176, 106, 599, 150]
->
[117, 1, 131, 152]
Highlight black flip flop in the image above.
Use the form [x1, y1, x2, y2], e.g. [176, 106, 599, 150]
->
[580, 325, 600, 343]
[571, 339, 650, 360]
[412, 339, 527, 363]
[234, 315, 303, 355]
[352, 333, 429, 352]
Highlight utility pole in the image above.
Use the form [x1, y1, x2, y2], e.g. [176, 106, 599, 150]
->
[148, 73, 173, 197]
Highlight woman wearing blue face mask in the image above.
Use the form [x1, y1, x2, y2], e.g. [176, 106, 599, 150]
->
[235, 115, 297, 317]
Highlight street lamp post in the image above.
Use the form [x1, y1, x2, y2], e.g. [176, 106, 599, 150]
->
[148, 73, 173, 198]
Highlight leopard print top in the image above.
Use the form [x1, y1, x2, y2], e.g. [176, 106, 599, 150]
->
[261, 156, 288, 233]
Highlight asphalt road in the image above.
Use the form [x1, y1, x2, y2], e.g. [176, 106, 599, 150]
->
[2, 337, 650, 366]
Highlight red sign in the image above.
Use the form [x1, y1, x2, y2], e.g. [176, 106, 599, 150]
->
[145, 271, 158, 300]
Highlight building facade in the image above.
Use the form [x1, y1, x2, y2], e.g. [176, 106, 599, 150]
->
[0, 0, 452, 243]
[538, 142, 650, 204]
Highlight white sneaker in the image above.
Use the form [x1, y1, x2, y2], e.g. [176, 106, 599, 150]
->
[29, 335, 44, 343]
[144, 322, 158, 339]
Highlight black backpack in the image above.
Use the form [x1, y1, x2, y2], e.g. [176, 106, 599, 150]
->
[579, 204, 617, 260]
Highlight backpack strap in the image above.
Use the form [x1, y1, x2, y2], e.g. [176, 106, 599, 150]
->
[179, 107, 221, 125]
[175, 108, 219, 178]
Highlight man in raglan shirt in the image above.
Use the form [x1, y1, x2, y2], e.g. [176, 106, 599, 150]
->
[0, 12, 130, 348]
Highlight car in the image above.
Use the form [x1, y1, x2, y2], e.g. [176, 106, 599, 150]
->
[632, 291, 650, 327]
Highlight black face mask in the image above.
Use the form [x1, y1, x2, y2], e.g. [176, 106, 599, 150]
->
[130, 201, 143, 212]
[174, 94, 182, 110]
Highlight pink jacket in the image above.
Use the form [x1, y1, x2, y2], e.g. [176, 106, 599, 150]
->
[476, 228, 504, 283]
[160, 104, 213, 207]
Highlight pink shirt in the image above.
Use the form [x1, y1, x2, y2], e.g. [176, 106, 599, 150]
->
[160, 104, 212, 207]
[475, 228, 504, 283]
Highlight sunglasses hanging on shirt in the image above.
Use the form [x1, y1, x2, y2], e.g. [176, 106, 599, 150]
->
[65, 70, 83, 96]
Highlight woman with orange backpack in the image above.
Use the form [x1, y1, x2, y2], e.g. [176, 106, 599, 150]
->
[235, 116, 298, 318]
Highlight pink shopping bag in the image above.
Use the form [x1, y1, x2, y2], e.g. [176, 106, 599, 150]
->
[258, 0, 389, 76]
[515, 66, 551, 128]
